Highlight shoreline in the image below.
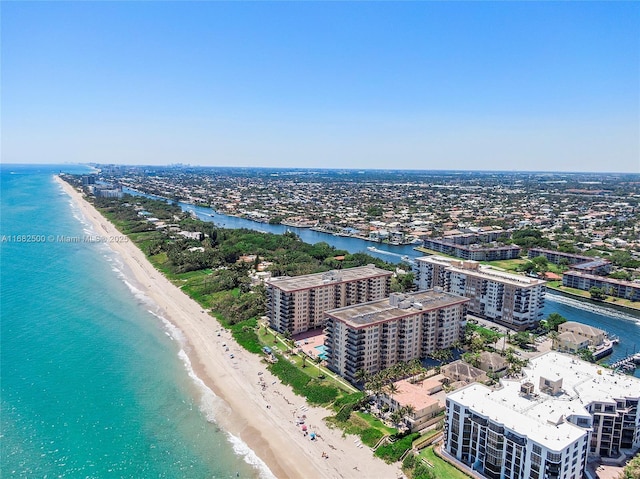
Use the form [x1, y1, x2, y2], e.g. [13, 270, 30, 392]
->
[124, 185, 640, 316]
[56, 176, 403, 479]
[546, 285, 640, 315]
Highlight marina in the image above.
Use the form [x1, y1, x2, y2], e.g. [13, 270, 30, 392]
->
[610, 353, 640, 373]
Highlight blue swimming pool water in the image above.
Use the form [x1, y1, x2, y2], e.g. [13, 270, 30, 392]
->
[314, 345, 328, 360]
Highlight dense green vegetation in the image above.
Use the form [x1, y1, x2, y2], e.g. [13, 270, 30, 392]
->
[326, 407, 397, 448]
[620, 453, 640, 479]
[269, 359, 339, 405]
[542, 312, 567, 332]
[408, 445, 471, 479]
[89, 192, 395, 329]
[374, 432, 420, 463]
[508, 229, 552, 250]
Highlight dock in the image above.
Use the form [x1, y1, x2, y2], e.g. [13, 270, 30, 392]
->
[610, 353, 640, 373]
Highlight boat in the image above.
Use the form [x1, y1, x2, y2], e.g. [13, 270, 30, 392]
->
[401, 255, 416, 264]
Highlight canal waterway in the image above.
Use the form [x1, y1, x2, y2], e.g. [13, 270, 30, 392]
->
[125, 189, 640, 375]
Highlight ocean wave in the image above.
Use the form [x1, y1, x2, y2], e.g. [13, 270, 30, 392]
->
[147, 310, 186, 344]
[176, 349, 228, 421]
[546, 292, 640, 323]
[121, 279, 153, 306]
[176, 349, 276, 479]
[56, 179, 97, 237]
[227, 433, 278, 479]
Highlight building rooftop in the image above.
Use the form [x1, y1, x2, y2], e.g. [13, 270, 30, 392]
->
[478, 351, 508, 372]
[524, 352, 639, 404]
[559, 321, 605, 338]
[564, 270, 640, 288]
[392, 378, 444, 411]
[417, 256, 546, 288]
[450, 382, 587, 452]
[557, 331, 588, 345]
[441, 360, 488, 384]
[570, 259, 611, 271]
[266, 264, 392, 292]
[325, 290, 469, 328]
[448, 352, 640, 452]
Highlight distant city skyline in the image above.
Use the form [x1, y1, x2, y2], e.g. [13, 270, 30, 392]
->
[2, 2, 639, 173]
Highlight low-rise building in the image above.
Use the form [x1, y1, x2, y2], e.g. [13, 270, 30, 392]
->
[555, 332, 591, 353]
[562, 271, 640, 301]
[266, 265, 393, 335]
[324, 290, 469, 383]
[528, 248, 612, 275]
[414, 256, 546, 330]
[178, 231, 204, 241]
[477, 351, 508, 375]
[423, 237, 521, 261]
[440, 360, 489, 386]
[557, 321, 605, 347]
[379, 376, 445, 432]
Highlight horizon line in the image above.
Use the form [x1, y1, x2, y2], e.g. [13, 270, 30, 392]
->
[1, 162, 639, 176]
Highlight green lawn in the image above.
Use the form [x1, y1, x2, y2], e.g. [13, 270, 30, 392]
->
[418, 446, 471, 479]
[413, 428, 441, 449]
[413, 247, 457, 259]
[257, 328, 358, 394]
[353, 411, 397, 435]
[481, 258, 526, 271]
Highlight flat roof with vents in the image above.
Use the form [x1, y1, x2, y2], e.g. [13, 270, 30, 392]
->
[266, 264, 393, 292]
[326, 290, 469, 328]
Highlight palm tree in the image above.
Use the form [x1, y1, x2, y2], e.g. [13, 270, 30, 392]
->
[548, 331, 559, 350]
[463, 351, 481, 368]
[390, 410, 403, 428]
[402, 405, 416, 420]
[385, 382, 400, 411]
[367, 378, 385, 408]
[409, 358, 422, 375]
[355, 369, 370, 385]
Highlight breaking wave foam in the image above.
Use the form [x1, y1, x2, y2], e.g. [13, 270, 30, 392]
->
[227, 433, 278, 479]
[176, 349, 276, 479]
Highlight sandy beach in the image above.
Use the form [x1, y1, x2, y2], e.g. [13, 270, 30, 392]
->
[57, 176, 404, 479]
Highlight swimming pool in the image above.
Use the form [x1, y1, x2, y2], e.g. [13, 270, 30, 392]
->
[314, 345, 328, 360]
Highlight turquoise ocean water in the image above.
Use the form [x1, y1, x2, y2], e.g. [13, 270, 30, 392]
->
[0, 165, 272, 478]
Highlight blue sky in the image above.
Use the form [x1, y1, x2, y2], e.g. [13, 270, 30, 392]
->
[2, 1, 639, 172]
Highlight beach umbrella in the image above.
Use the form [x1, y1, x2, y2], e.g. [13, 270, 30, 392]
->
[302, 425, 307, 431]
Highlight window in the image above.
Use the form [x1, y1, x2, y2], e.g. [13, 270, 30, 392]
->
[547, 452, 562, 462]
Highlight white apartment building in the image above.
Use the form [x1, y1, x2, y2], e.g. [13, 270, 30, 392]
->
[414, 256, 546, 330]
[324, 290, 469, 383]
[445, 352, 640, 479]
[265, 265, 392, 335]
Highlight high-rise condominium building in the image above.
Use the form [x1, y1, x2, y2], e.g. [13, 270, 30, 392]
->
[266, 265, 393, 335]
[413, 256, 546, 330]
[445, 352, 640, 479]
[325, 290, 469, 383]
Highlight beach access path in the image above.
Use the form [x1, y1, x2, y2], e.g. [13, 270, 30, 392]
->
[57, 176, 404, 479]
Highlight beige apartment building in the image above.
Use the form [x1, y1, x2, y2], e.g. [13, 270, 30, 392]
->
[414, 256, 546, 330]
[324, 291, 469, 383]
[265, 265, 393, 335]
